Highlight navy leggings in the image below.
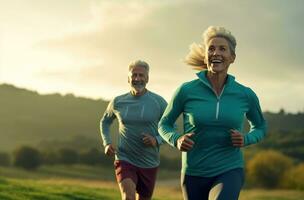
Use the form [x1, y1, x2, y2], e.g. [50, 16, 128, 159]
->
[181, 168, 244, 200]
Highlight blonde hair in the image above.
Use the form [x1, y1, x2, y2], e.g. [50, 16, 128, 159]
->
[185, 26, 237, 70]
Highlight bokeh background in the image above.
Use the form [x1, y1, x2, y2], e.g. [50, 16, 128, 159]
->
[0, 1, 303, 199]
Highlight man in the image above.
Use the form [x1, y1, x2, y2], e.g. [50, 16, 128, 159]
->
[100, 60, 167, 200]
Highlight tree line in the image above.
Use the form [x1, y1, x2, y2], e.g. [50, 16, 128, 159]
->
[0, 146, 303, 190]
[0, 146, 179, 171]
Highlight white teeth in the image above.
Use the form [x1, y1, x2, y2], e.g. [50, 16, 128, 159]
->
[211, 59, 222, 63]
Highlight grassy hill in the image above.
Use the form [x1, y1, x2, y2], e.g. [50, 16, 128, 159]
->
[0, 165, 304, 200]
[1, 176, 304, 200]
[0, 84, 106, 151]
[0, 177, 120, 200]
[0, 83, 303, 161]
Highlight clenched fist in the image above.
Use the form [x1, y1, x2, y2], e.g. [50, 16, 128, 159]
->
[104, 144, 116, 156]
[230, 129, 244, 147]
[177, 133, 195, 152]
[142, 133, 157, 147]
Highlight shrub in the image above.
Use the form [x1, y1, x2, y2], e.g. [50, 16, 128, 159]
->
[282, 163, 304, 190]
[14, 146, 41, 170]
[247, 150, 293, 188]
[0, 152, 11, 166]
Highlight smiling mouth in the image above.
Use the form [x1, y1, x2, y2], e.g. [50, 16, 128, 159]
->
[132, 81, 146, 89]
[132, 81, 144, 86]
[211, 59, 223, 64]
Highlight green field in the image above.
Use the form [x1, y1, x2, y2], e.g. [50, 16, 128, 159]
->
[1, 177, 304, 200]
[0, 165, 303, 200]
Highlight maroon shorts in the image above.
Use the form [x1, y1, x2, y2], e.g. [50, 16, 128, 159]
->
[114, 160, 158, 198]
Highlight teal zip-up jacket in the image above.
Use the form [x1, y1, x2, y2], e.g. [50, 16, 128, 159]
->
[158, 70, 267, 177]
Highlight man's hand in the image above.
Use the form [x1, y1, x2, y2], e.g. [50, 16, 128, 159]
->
[177, 133, 195, 152]
[104, 144, 116, 156]
[142, 133, 157, 147]
[230, 129, 244, 147]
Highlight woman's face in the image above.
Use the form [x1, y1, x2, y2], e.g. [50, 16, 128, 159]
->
[205, 37, 235, 74]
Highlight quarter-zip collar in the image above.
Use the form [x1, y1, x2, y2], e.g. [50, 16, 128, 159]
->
[196, 70, 235, 90]
[196, 70, 235, 120]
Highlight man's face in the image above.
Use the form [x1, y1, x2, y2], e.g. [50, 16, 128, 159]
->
[128, 66, 149, 95]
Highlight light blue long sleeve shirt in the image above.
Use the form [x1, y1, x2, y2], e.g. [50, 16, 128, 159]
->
[100, 91, 167, 168]
[158, 70, 267, 177]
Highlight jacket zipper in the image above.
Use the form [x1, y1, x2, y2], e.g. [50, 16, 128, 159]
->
[214, 86, 225, 120]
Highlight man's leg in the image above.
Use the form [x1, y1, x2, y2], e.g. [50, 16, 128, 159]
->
[118, 178, 137, 200]
[136, 166, 158, 200]
[115, 160, 138, 200]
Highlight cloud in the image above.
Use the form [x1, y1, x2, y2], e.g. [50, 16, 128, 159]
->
[15, 0, 304, 111]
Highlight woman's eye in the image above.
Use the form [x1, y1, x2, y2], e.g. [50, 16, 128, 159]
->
[208, 47, 214, 52]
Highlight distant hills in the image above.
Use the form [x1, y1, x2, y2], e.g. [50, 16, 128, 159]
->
[0, 83, 303, 160]
[0, 83, 106, 151]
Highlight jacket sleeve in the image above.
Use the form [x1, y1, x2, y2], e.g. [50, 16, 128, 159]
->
[100, 98, 116, 146]
[155, 97, 168, 145]
[244, 88, 267, 146]
[158, 85, 184, 147]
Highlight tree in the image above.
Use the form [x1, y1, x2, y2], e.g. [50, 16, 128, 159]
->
[79, 148, 102, 165]
[58, 148, 79, 165]
[41, 151, 59, 165]
[14, 146, 41, 170]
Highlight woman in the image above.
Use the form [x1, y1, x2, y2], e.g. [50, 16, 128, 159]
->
[158, 26, 267, 200]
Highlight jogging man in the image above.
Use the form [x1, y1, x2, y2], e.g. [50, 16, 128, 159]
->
[100, 60, 167, 200]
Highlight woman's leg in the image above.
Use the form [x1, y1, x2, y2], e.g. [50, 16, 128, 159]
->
[209, 168, 244, 200]
[181, 174, 213, 200]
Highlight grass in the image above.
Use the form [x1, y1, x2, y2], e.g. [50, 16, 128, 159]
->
[0, 165, 116, 181]
[0, 177, 120, 200]
[0, 165, 304, 200]
[239, 189, 304, 200]
[1, 177, 304, 200]
[0, 164, 180, 181]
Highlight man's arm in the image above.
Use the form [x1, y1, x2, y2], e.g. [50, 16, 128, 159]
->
[100, 99, 116, 154]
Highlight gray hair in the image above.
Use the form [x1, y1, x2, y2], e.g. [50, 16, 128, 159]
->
[185, 26, 237, 70]
[128, 60, 150, 73]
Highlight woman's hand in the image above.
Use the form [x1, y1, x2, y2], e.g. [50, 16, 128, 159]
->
[230, 129, 244, 147]
[177, 133, 195, 151]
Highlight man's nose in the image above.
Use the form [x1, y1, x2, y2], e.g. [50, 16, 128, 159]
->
[134, 75, 140, 80]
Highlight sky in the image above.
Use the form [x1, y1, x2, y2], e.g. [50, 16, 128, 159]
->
[0, 0, 303, 113]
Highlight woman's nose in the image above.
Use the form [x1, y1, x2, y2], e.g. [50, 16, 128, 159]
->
[213, 48, 221, 55]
